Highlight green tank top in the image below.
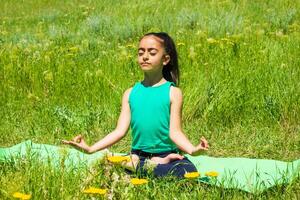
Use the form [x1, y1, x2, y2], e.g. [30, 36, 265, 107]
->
[129, 81, 178, 153]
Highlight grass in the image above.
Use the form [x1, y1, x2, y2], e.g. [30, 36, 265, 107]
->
[0, 0, 299, 199]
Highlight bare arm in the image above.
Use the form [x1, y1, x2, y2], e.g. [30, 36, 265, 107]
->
[63, 88, 132, 153]
[169, 87, 209, 155]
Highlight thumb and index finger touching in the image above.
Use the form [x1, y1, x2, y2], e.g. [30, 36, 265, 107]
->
[62, 134, 83, 145]
[199, 136, 210, 150]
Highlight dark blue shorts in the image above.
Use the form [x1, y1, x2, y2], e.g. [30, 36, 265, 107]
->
[130, 149, 197, 178]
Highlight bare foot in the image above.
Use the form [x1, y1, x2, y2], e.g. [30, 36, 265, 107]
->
[121, 154, 140, 172]
[150, 153, 184, 164]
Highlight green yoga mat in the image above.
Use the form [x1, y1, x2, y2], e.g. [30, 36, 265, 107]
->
[1, 140, 299, 193]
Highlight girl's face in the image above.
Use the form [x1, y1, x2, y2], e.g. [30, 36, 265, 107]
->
[138, 35, 170, 73]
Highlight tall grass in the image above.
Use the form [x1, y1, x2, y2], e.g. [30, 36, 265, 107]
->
[0, 0, 299, 199]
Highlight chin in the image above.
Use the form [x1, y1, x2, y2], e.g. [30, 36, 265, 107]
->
[140, 66, 152, 71]
[140, 68, 151, 73]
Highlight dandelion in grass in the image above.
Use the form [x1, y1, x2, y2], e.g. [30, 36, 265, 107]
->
[83, 187, 106, 195]
[196, 30, 207, 37]
[205, 171, 219, 177]
[107, 155, 131, 163]
[13, 192, 31, 200]
[207, 38, 218, 44]
[43, 70, 53, 82]
[184, 172, 200, 179]
[177, 42, 185, 46]
[130, 178, 148, 185]
[126, 44, 136, 48]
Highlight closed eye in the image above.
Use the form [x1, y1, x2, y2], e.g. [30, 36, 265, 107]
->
[138, 50, 145, 56]
[149, 49, 158, 56]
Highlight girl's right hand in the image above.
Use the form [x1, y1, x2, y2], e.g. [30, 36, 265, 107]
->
[62, 135, 91, 153]
[191, 137, 209, 156]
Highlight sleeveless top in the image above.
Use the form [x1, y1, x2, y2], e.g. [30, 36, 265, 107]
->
[129, 81, 178, 153]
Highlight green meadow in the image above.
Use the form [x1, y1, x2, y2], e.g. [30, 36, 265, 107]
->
[0, 0, 299, 199]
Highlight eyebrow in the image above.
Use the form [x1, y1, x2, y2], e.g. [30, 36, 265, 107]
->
[138, 48, 158, 51]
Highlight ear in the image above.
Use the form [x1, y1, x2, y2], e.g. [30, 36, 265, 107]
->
[163, 55, 170, 66]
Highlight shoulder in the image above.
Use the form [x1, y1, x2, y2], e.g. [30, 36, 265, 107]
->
[170, 86, 183, 104]
[120, 87, 133, 105]
[123, 87, 133, 100]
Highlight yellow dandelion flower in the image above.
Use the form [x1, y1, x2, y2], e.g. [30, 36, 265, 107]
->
[130, 178, 148, 185]
[205, 171, 219, 177]
[184, 172, 200, 179]
[220, 38, 230, 42]
[43, 70, 53, 82]
[126, 44, 135, 48]
[107, 156, 131, 163]
[207, 38, 218, 44]
[13, 192, 31, 200]
[83, 187, 106, 195]
[196, 30, 207, 37]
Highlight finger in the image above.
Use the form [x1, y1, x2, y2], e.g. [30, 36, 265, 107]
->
[73, 135, 82, 142]
[63, 140, 78, 147]
[72, 136, 79, 142]
[69, 140, 78, 145]
[171, 155, 184, 161]
[62, 140, 70, 144]
[200, 147, 208, 151]
[201, 139, 209, 147]
[201, 137, 208, 143]
[176, 154, 184, 159]
[202, 142, 209, 148]
[198, 144, 208, 150]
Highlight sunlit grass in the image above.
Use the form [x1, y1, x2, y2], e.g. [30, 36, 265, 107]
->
[0, 0, 299, 199]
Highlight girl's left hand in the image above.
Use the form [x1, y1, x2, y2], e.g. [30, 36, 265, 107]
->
[192, 137, 209, 156]
[62, 135, 91, 153]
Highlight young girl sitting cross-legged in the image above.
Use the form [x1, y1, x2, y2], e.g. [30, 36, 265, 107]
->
[63, 32, 209, 178]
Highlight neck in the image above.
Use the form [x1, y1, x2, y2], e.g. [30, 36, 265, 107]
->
[142, 71, 166, 87]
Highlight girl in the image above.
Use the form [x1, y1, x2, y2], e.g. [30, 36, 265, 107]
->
[63, 32, 209, 177]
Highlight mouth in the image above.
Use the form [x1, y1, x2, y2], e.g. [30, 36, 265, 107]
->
[141, 62, 151, 66]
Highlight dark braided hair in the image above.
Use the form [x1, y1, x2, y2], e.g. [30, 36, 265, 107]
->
[141, 32, 180, 86]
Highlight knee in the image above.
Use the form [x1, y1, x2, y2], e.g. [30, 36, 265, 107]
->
[171, 161, 197, 178]
[153, 160, 197, 178]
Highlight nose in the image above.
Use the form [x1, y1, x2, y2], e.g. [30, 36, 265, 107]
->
[143, 52, 149, 61]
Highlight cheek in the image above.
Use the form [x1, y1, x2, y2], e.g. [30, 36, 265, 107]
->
[152, 55, 163, 63]
[137, 56, 144, 64]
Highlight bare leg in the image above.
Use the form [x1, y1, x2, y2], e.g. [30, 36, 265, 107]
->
[121, 154, 140, 172]
[150, 153, 184, 164]
[105, 150, 140, 172]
